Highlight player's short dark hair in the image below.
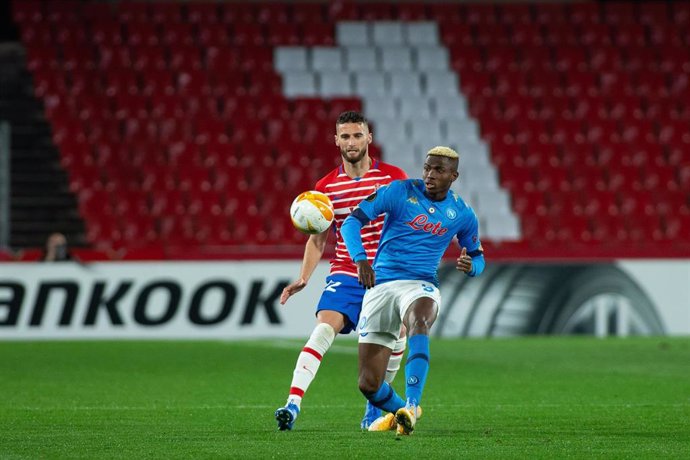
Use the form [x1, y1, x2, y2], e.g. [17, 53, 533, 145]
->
[336, 111, 368, 127]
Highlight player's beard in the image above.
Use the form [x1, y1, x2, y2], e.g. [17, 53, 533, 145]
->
[340, 146, 367, 164]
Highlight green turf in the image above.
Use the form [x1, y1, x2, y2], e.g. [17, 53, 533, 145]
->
[0, 338, 688, 459]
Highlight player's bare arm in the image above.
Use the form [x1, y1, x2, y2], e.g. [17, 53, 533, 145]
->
[280, 231, 329, 305]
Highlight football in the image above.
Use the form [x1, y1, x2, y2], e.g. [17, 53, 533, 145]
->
[289, 190, 335, 234]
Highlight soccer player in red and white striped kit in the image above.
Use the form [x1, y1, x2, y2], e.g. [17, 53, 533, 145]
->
[275, 111, 408, 431]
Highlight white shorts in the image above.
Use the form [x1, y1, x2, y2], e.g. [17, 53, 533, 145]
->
[357, 280, 441, 349]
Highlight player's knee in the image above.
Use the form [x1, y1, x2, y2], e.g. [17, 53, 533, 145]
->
[405, 309, 437, 335]
[407, 318, 432, 336]
[358, 373, 380, 395]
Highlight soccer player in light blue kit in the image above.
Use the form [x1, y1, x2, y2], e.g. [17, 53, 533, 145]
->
[341, 146, 486, 435]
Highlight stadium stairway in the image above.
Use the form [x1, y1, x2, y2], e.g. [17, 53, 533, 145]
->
[0, 43, 85, 248]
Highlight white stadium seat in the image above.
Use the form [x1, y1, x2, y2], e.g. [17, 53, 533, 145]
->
[432, 95, 469, 119]
[336, 22, 370, 46]
[414, 46, 450, 70]
[424, 71, 460, 97]
[473, 189, 513, 215]
[459, 165, 499, 191]
[483, 213, 522, 240]
[311, 47, 343, 72]
[364, 96, 398, 119]
[389, 72, 422, 96]
[445, 119, 480, 142]
[344, 46, 378, 71]
[399, 96, 432, 118]
[379, 46, 413, 71]
[283, 72, 317, 97]
[409, 118, 444, 144]
[318, 72, 353, 97]
[371, 117, 407, 145]
[274, 47, 308, 72]
[405, 22, 440, 46]
[372, 21, 405, 45]
[454, 141, 492, 168]
[353, 74, 387, 97]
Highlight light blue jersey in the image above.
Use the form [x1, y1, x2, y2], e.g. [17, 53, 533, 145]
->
[342, 179, 484, 286]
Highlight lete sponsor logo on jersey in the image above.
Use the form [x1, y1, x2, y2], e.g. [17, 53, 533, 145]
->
[405, 214, 449, 236]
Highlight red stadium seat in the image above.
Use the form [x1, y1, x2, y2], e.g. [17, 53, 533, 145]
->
[602, 3, 636, 25]
[542, 24, 578, 46]
[238, 46, 274, 72]
[265, 23, 301, 46]
[511, 24, 543, 46]
[198, 24, 230, 46]
[12, 0, 43, 24]
[397, 3, 428, 20]
[117, 2, 150, 23]
[257, 3, 291, 24]
[231, 23, 265, 46]
[161, 23, 196, 47]
[583, 190, 619, 217]
[219, 2, 256, 23]
[639, 2, 670, 25]
[500, 4, 533, 24]
[358, 3, 395, 21]
[512, 190, 547, 215]
[187, 3, 220, 24]
[475, 24, 512, 47]
[150, 2, 183, 24]
[485, 46, 521, 73]
[441, 25, 474, 48]
[534, 3, 567, 24]
[554, 45, 587, 73]
[89, 21, 122, 46]
[591, 214, 628, 242]
[301, 23, 334, 46]
[292, 3, 325, 23]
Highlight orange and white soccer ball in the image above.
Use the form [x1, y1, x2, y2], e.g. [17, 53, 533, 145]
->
[290, 191, 335, 234]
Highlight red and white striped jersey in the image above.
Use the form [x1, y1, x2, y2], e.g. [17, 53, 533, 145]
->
[315, 160, 408, 278]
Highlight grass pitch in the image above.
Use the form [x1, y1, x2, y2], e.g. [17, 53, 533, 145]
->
[1, 337, 688, 459]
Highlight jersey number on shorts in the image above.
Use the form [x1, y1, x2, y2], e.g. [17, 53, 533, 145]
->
[324, 280, 342, 293]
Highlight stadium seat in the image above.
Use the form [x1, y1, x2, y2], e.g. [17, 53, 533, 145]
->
[336, 22, 369, 46]
[372, 21, 404, 46]
[20, 1, 689, 255]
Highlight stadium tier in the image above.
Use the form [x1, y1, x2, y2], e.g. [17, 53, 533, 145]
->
[8, 0, 690, 260]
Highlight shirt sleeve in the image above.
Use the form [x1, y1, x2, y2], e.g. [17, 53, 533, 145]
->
[341, 210, 368, 262]
[355, 181, 399, 221]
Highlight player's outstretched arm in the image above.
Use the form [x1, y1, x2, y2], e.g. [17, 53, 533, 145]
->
[280, 231, 329, 305]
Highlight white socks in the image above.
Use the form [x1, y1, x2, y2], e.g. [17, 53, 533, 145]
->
[386, 336, 407, 384]
[287, 323, 336, 408]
